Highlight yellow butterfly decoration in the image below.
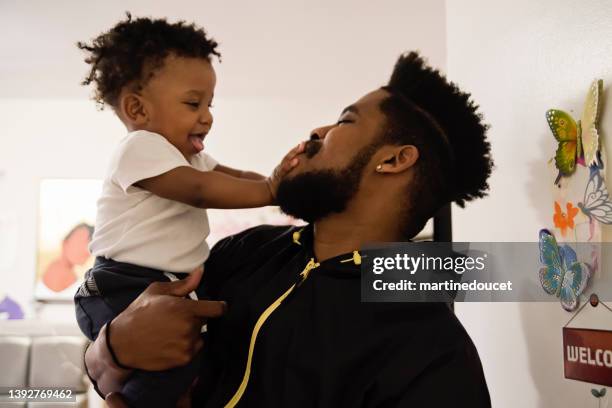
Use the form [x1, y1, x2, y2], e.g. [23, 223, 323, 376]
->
[546, 79, 603, 184]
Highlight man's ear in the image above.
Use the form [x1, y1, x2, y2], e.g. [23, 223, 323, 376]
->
[375, 145, 419, 174]
[120, 93, 149, 126]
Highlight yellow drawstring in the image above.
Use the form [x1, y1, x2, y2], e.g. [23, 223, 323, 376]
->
[292, 229, 303, 245]
[224, 258, 319, 407]
[340, 250, 362, 265]
[225, 229, 361, 407]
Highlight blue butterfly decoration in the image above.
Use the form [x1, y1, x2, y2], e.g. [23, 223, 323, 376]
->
[538, 229, 591, 311]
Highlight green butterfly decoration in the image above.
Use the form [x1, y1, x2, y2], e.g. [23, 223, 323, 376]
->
[546, 109, 583, 180]
[546, 79, 603, 185]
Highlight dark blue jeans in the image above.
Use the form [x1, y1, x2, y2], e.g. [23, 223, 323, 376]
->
[75, 259, 203, 408]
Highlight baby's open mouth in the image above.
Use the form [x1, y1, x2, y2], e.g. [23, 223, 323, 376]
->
[189, 133, 206, 152]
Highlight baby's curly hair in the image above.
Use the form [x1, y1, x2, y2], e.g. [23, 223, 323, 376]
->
[380, 51, 493, 237]
[78, 13, 220, 109]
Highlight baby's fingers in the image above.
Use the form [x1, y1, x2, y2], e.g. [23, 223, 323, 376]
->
[281, 157, 299, 172]
[282, 142, 304, 170]
[285, 142, 305, 161]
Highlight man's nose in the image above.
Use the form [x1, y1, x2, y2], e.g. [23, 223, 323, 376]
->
[310, 125, 333, 141]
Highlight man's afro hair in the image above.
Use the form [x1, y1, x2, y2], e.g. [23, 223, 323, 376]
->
[386, 51, 493, 208]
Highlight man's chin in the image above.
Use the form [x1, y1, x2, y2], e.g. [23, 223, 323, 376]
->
[276, 170, 355, 223]
[277, 139, 377, 223]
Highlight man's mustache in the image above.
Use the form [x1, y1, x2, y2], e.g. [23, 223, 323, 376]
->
[304, 140, 322, 158]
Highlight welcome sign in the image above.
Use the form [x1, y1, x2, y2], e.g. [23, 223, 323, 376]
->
[563, 327, 612, 386]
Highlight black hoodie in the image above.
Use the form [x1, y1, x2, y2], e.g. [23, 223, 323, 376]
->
[194, 224, 491, 408]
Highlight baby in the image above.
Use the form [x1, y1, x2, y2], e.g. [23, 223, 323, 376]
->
[73, 14, 301, 407]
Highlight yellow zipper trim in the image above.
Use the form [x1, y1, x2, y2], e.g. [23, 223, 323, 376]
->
[224, 258, 320, 407]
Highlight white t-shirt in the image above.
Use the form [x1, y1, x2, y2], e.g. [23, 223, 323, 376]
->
[90, 130, 218, 273]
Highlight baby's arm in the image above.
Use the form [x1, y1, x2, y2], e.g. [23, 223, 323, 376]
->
[213, 164, 266, 181]
[137, 142, 304, 209]
[138, 168, 271, 209]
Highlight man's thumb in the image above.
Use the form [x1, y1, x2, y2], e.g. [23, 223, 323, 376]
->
[164, 266, 204, 297]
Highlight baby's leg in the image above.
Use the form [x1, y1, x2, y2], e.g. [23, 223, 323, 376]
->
[120, 348, 203, 408]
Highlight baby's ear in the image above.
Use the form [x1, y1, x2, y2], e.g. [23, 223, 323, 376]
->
[120, 93, 149, 126]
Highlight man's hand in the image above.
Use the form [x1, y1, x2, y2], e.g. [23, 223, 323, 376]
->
[267, 142, 305, 201]
[109, 267, 227, 371]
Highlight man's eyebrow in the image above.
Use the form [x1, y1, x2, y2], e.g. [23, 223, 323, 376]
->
[341, 105, 359, 115]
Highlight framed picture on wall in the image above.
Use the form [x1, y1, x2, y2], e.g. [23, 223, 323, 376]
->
[34, 179, 101, 301]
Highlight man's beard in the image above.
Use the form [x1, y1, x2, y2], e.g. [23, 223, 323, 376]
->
[276, 140, 379, 223]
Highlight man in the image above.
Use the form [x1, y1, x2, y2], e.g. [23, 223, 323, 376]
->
[85, 52, 493, 407]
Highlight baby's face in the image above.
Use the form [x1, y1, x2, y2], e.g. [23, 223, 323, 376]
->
[140, 54, 216, 159]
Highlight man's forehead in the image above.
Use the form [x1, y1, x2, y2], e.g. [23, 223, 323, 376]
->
[343, 89, 389, 117]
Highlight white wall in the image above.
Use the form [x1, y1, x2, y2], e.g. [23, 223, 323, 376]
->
[0, 1, 446, 317]
[447, 1, 612, 407]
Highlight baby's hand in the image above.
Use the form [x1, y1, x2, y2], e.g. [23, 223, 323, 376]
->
[267, 142, 305, 201]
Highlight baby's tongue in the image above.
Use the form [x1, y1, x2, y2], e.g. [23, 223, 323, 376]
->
[189, 135, 204, 152]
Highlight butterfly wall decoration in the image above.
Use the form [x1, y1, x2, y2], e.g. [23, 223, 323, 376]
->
[538, 229, 591, 311]
[577, 159, 612, 241]
[546, 79, 603, 185]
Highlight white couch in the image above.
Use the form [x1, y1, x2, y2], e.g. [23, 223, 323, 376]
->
[0, 320, 90, 408]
